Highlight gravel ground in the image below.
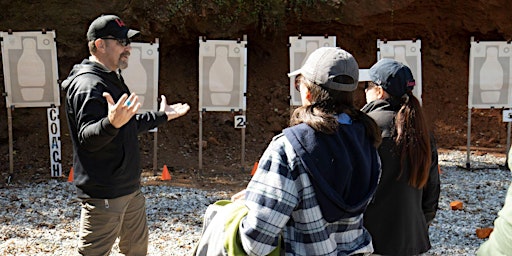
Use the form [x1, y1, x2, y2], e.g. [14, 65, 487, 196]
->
[1, 150, 511, 255]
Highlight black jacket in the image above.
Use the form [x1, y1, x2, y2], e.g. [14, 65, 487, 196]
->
[361, 99, 440, 255]
[61, 59, 167, 199]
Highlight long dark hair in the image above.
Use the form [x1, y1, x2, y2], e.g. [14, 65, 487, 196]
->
[290, 75, 381, 147]
[394, 90, 431, 188]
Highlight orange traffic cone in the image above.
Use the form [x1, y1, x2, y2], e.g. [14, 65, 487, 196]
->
[161, 165, 171, 181]
[68, 167, 74, 182]
[250, 162, 258, 176]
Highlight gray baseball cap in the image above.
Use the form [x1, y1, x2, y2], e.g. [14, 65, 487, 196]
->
[288, 47, 359, 91]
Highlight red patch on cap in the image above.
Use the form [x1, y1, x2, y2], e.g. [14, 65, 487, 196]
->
[114, 19, 125, 27]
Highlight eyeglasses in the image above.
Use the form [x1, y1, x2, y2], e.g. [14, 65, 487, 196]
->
[100, 37, 131, 46]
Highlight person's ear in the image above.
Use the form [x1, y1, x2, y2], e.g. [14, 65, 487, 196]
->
[377, 87, 388, 99]
[94, 39, 105, 51]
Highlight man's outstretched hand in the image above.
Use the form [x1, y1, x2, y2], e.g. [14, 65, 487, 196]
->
[159, 95, 190, 121]
[103, 92, 141, 128]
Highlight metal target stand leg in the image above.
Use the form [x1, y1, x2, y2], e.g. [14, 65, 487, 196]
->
[199, 110, 203, 172]
[502, 109, 512, 170]
[153, 131, 158, 176]
[7, 106, 14, 183]
[240, 110, 246, 172]
[506, 121, 511, 170]
[466, 108, 472, 170]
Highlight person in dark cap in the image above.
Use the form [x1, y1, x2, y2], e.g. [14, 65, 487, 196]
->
[61, 14, 190, 255]
[361, 58, 440, 255]
[225, 47, 382, 255]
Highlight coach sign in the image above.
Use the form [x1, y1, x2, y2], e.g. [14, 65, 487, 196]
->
[48, 107, 62, 177]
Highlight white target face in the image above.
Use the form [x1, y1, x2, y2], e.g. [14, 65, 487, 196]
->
[123, 41, 159, 113]
[377, 39, 423, 105]
[288, 36, 337, 106]
[199, 39, 247, 112]
[468, 41, 512, 109]
[1, 31, 60, 108]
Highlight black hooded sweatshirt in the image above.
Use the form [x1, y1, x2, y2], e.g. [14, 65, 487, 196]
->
[61, 59, 167, 199]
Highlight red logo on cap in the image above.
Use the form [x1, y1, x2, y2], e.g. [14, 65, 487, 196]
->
[115, 19, 125, 27]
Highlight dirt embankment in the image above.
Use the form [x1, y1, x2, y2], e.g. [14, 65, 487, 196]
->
[1, 1, 511, 183]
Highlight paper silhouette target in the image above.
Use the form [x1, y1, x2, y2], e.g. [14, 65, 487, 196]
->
[1, 31, 60, 108]
[377, 39, 423, 104]
[288, 36, 336, 106]
[468, 40, 512, 109]
[199, 39, 247, 112]
[122, 41, 159, 113]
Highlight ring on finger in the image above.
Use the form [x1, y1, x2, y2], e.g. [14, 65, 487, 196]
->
[125, 100, 131, 106]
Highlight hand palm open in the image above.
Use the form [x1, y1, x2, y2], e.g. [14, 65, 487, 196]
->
[159, 95, 190, 121]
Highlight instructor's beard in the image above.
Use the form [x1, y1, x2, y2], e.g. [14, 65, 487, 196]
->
[119, 52, 130, 69]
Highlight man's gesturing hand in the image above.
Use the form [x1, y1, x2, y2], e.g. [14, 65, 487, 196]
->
[103, 92, 141, 128]
[159, 95, 190, 121]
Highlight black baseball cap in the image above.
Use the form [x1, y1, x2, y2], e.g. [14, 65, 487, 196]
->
[369, 58, 415, 97]
[87, 15, 139, 41]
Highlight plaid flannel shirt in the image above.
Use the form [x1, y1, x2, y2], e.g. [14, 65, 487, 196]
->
[239, 133, 374, 256]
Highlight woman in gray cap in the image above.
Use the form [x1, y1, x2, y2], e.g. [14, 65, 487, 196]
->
[222, 47, 382, 255]
[192, 46, 382, 256]
[362, 58, 440, 255]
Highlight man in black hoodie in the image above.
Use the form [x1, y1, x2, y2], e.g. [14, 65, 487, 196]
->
[61, 14, 190, 255]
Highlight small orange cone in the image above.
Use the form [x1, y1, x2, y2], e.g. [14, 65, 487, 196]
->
[68, 167, 74, 182]
[161, 165, 171, 181]
[250, 162, 258, 176]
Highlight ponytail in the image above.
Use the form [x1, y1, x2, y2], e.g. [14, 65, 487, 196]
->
[395, 91, 431, 188]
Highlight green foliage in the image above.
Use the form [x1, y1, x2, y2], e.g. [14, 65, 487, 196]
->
[138, 0, 345, 36]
